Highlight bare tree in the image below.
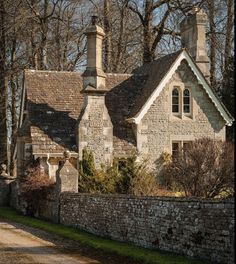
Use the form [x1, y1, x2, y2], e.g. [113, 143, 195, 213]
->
[222, 0, 234, 89]
[0, 0, 8, 167]
[164, 138, 234, 198]
[103, 0, 112, 72]
[206, 0, 216, 87]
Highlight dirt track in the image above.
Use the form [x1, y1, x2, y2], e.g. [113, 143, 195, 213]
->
[0, 220, 100, 264]
[0, 220, 139, 264]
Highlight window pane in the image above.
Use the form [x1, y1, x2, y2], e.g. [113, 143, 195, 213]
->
[172, 105, 179, 113]
[172, 88, 179, 96]
[172, 142, 179, 151]
[183, 96, 190, 104]
[184, 89, 190, 96]
[173, 97, 179, 104]
[183, 89, 190, 114]
[172, 88, 179, 113]
[184, 105, 190, 113]
[172, 142, 180, 158]
[183, 142, 189, 151]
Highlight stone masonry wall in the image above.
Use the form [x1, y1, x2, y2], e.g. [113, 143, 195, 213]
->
[137, 61, 226, 165]
[60, 193, 234, 264]
[78, 94, 113, 167]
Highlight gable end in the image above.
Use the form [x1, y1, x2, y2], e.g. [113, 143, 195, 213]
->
[129, 50, 234, 126]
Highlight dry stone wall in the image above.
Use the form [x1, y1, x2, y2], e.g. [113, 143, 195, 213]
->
[60, 193, 234, 264]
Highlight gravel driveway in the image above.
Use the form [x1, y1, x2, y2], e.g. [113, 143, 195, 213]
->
[0, 219, 139, 264]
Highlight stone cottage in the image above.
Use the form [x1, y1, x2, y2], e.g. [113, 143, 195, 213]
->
[17, 9, 233, 179]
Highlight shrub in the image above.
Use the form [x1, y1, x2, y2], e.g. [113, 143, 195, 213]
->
[78, 149, 119, 193]
[78, 149, 159, 196]
[19, 159, 55, 216]
[163, 138, 234, 198]
[116, 156, 158, 196]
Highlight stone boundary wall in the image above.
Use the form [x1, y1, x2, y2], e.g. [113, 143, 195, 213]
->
[38, 189, 59, 223]
[60, 193, 234, 264]
[0, 177, 16, 206]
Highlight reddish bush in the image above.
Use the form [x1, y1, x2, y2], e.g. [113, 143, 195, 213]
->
[20, 159, 55, 215]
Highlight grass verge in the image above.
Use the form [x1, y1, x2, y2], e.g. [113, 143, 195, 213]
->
[0, 207, 209, 264]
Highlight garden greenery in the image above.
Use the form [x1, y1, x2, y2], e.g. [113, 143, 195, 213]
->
[78, 149, 158, 196]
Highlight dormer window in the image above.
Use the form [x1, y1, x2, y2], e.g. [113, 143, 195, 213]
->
[172, 88, 180, 113]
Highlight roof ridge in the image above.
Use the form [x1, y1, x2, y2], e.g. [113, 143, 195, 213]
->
[24, 69, 82, 74]
[106, 73, 133, 76]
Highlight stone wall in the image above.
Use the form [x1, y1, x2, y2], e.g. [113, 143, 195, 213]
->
[60, 193, 234, 264]
[138, 61, 226, 165]
[78, 94, 113, 167]
[38, 189, 58, 222]
[0, 178, 16, 206]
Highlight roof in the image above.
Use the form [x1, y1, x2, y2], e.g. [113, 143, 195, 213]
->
[20, 49, 233, 157]
[129, 50, 182, 117]
[129, 49, 234, 125]
[22, 70, 146, 157]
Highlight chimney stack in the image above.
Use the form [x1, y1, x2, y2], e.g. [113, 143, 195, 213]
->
[82, 15, 106, 91]
[180, 7, 210, 80]
[78, 16, 113, 168]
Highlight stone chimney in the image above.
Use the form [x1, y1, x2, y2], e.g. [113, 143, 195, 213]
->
[78, 15, 113, 168]
[82, 15, 106, 91]
[180, 7, 210, 80]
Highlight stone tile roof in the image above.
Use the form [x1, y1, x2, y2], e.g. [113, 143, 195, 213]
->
[130, 50, 182, 117]
[25, 71, 83, 155]
[23, 70, 146, 157]
[22, 51, 183, 157]
[106, 73, 147, 157]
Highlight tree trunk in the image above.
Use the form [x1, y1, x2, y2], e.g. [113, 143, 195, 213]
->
[207, 0, 216, 88]
[143, 0, 153, 64]
[10, 35, 18, 176]
[104, 0, 112, 72]
[0, 0, 8, 167]
[223, 0, 233, 86]
[114, 2, 125, 72]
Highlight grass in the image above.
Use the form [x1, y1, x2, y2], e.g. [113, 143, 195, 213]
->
[0, 207, 209, 264]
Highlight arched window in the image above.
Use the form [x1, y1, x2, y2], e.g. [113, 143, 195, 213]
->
[172, 88, 179, 113]
[183, 89, 190, 113]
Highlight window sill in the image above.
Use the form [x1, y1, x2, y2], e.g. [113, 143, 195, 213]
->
[169, 114, 193, 121]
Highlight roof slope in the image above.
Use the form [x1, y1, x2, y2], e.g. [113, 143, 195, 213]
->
[130, 50, 182, 117]
[23, 70, 146, 156]
[129, 49, 234, 125]
[106, 73, 147, 157]
[25, 71, 83, 155]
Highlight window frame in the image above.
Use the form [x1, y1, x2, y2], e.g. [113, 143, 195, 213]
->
[183, 88, 191, 115]
[172, 141, 181, 158]
[171, 140, 192, 157]
[172, 87, 180, 115]
[170, 84, 193, 118]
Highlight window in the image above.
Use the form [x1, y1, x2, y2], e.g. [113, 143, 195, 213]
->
[172, 88, 179, 113]
[172, 141, 181, 158]
[183, 89, 190, 114]
[183, 141, 191, 151]
[172, 141, 192, 157]
[171, 86, 192, 117]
